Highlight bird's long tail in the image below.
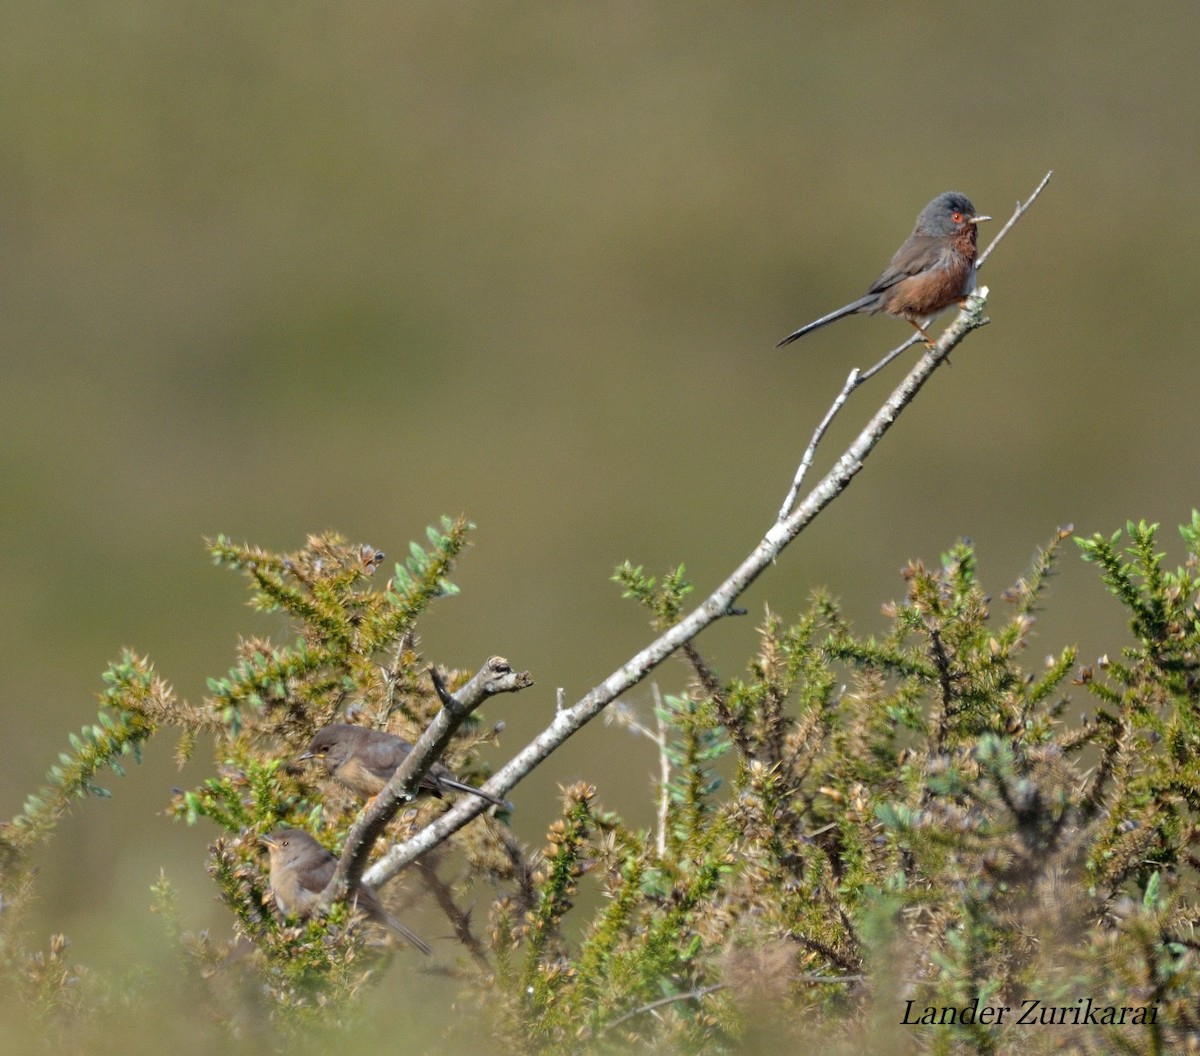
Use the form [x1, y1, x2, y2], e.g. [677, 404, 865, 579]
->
[383, 914, 434, 956]
[440, 776, 511, 810]
[776, 294, 876, 347]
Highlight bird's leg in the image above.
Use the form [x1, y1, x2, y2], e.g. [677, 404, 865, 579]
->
[908, 320, 936, 349]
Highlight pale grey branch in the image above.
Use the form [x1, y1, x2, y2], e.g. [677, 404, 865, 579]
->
[365, 174, 1049, 889]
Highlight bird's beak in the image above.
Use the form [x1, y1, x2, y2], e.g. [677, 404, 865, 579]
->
[259, 833, 278, 849]
[297, 751, 314, 762]
[970, 214, 992, 225]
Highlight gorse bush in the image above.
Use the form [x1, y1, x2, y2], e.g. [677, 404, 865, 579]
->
[2, 516, 1199, 1055]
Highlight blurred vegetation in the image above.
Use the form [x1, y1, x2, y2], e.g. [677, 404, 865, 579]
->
[4, 516, 1200, 1054]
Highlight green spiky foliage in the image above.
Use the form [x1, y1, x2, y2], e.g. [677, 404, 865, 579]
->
[0, 652, 158, 1023]
[1075, 517, 1200, 885]
[0, 520, 531, 1038]
[476, 523, 1200, 1055]
[6, 517, 1200, 1056]
[169, 522, 528, 1020]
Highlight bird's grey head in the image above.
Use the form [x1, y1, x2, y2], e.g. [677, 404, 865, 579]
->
[300, 725, 354, 769]
[916, 192, 987, 237]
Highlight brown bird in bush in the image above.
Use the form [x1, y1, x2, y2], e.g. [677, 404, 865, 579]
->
[259, 828, 431, 955]
[300, 724, 509, 808]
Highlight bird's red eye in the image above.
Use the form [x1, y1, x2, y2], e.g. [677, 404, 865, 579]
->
[951, 211, 964, 223]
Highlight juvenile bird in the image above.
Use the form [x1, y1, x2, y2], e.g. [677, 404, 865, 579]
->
[300, 723, 509, 808]
[777, 192, 990, 347]
[260, 828, 431, 955]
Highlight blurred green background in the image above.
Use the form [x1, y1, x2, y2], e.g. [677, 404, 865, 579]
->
[1, 0, 1197, 1015]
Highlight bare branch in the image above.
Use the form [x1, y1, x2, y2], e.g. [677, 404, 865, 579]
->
[414, 857, 491, 971]
[488, 816, 538, 916]
[366, 293, 989, 885]
[365, 174, 1050, 889]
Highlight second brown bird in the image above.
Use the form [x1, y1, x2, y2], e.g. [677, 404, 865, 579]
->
[300, 723, 509, 808]
[260, 828, 431, 955]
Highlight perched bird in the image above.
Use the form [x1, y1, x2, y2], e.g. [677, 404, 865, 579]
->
[260, 828, 431, 955]
[300, 723, 509, 808]
[777, 192, 990, 347]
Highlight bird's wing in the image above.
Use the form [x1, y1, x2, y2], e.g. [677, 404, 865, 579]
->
[304, 853, 337, 891]
[357, 731, 412, 781]
[866, 235, 948, 293]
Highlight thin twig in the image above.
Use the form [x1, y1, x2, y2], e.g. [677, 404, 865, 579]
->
[414, 858, 490, 971]
[683, 641, 755, 757]
[796, 972, 867, 984]
[977, 170, 1052, 270]
[600, 984, 727, 1035]
[778, 367, 859, 521]
[858, 332, 924, 383]
[777, 327, 927, 521]
[602, 688, 672, 857]
[489, 817, 539, 916]
[927, 624, 956, 756]
[600, 969, 868, 1037]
